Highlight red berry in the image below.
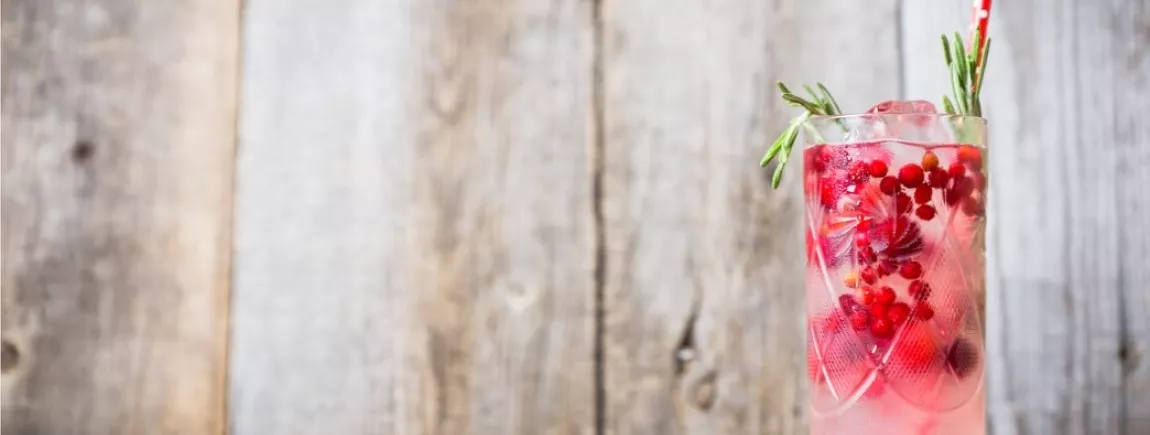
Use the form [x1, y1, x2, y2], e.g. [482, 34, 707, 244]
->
[876, 260, 895, 277]
[857, 246, 877, 264]
[914, 302, 935, 320]
[823, 314, 844, 332]
[888, 302, 911, 324]
[847, 160, 870, 183]
[870, 317, 894, 338]
[928, 168, 950, 188]
[877, 286, 897, 305]
[861, 266, 878, 285]
[868, 160, 888, 178]
[855, 231, 870, 248]
[898, 164, 925, 188]
[909, 280, 932, 300]
[958, 145, 982, 170]
[861, 286, 877, 305]
[879, 176, 900, 195]
[899, 261, 923, 279]
[921, 151, 940, 171]
[962, 195, 984, 216]
[869, 302, 888, 319]
[838, 294, 859, 311]
[946, 337, 981, 378]
[915, 204, 937, 221]
[913, 185, 932, 204]
[896, 192, 912, 214]
[945, 176, 973, 206]
[820, 175, 846, 209]
[947, 161, 966, 179]
[850, 310, 870, 330]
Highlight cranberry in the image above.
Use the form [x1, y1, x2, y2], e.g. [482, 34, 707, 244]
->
[896, 192, 912, 214]
[947, 337, 981, 378]
[928, 168, 950, 188]
[877, 286, 897, 305]
[879, 176, 900, 195]
[868, 160, 889, 178]
[887, 302, 911, 324]
[857, 246, 878, 264]
[870, 317, 894, 338]
[914, 185, 932, 204]
[945, 176, 973, 206]
[914, 302, 935, 320]
[909, 280, 932, 300]
[876, 260, 894, 277]
[915, 204, 937, 221]
[861, 286, 877, 305]
[921, 151, 940, 171]
[869, 302, 888, 319]
[947, 161, 966, 179]
[861, 266, 878, 285]
[958, 145, 982, 170]
[898, 164, 925, 188]
[962, 195, 984, 216]
[899, 261, 923, 279]
[855, 231, 871, 248]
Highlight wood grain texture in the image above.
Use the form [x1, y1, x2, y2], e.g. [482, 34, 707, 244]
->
[902, 0, 1150, 433]
[598, 1, 900, 433]
[0, 0, 238, 434]
[230, 1, 595, 434]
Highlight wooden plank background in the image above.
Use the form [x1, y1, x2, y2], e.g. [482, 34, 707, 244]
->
[2, 0, 1148, 434]
[1, 0, 238, 434]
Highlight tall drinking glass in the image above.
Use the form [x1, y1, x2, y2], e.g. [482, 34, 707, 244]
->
[802, 114, 987, 435]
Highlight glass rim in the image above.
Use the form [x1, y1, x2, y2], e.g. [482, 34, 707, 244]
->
[807, 113, 987, 125]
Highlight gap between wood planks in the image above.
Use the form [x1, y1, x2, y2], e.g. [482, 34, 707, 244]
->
[589, 0, 608, 434]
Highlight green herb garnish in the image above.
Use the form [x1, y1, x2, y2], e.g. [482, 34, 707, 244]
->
[760, 81, 843, 188]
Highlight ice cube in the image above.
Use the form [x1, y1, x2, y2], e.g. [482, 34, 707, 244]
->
[865, 100, 948, 141]
[867, 100, 938, 114]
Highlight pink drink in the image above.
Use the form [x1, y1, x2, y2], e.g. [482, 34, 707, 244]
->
[802, 114, 987, 435]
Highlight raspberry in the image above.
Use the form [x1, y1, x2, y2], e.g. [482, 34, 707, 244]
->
[868, 160, 889, 178]
[839, 294, 858, 311]
[898, 164, 925, 188]
[947, 337, 981, 378]
[848, 160, 870, 183]
[909, 280, 932, 300]
[899, 261, 923, 279]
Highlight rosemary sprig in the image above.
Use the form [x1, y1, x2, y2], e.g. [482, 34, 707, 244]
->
[760, 81, 842, 188]
[941, 29, 991, 116]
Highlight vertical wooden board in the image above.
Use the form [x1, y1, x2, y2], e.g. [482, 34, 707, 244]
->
[1, 1, 238, 434]
[599, 1, 900, 433]
[902, 0, 1150, 433]
[230, 1, 595, 434]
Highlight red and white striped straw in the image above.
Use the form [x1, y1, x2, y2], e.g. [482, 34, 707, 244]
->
[969, 0, 992, 60]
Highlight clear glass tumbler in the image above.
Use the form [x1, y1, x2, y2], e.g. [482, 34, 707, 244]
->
[802, 114, 987, 435]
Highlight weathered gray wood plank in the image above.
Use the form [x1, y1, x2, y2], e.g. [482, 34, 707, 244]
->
[598, 1, 901, 433]
[230, 1, 596, 434]
[0, 0, 239, 433]
[903, 1, 1150, 433]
